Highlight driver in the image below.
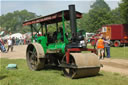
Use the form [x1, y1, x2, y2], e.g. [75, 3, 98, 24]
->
[57, 27, 63, 41]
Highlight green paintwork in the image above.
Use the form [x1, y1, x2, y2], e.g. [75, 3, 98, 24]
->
[47, 42, 66, 53]
[33, 35, 66, 54]
[36, 36, 47, 53]
[62, 11, 69, 44]
[57, 32, 62, 40]
[31, 11, 71, 54]
[46, 12, 69, 54]
[31, 29, 85, 55]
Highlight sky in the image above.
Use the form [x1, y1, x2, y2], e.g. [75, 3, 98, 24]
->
[0, 0, 121, 16]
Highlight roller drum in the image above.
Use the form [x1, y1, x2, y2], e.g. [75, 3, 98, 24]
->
[63, 53, 101, 78]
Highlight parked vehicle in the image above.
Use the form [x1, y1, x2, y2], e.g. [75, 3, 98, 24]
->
[90, 24, 128, 47]
[86, 32, 95, 43]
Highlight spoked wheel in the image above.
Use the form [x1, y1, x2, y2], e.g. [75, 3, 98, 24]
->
[62, 53, 101, 79]
[62, 55, 76, 78]
[26, 43, 45, 70]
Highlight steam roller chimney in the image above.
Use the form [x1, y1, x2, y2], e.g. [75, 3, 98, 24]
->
[69, 5, 77, 41]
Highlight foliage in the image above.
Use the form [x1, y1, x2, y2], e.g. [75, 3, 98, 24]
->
[0, 10, 37, 33]
[0, 58, 128, 85]
[109, 8, 124, 24]
[90, 0, 110, 11]
[77, 13, 88, 31]
[79, 0, 111, 32]
[47, 21, 71, 34]
[119, 0, 128, 24]
[78, 0, 124, 33]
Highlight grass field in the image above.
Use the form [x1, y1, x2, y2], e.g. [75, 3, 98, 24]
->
[0, 58, 128, 85]
[110, 47, 128, 59]
[87, 44, 128, 59]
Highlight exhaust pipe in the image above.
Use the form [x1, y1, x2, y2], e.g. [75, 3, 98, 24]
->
[69, 5, 77, 41]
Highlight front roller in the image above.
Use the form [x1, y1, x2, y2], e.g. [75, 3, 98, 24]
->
[26, 43, 46, 71]
[62, 53, 101, 79]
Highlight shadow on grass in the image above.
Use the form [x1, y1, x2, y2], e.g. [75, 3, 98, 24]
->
[0, 75, 7, 80]
[44, 65, 62, 71]
[61, 73, 103, 79]
[42, 65, 104, 79]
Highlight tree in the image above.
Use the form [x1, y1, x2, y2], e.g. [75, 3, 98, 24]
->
[0, 10, 37, 33]
[91, 0, 110, 11]
[109, 8, 124, 24]
[79, 0, 111, 32]
[119, 0, 128, 24]
[77, 13, 88, 31]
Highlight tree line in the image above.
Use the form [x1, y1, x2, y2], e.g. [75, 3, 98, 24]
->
[0, 0, 128, 34]
[78, 0, 127, 32]
[0, 10, 37, 33]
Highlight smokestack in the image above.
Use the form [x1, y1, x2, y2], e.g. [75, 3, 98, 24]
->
[69, 5, 77, 41]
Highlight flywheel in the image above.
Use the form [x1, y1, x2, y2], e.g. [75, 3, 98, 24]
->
[26, 43, 45, 70]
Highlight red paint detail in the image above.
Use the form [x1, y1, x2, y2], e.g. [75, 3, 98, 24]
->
[66, 50, 70, 64]
[67, 48, 96, 53]
[114, 42, 119, 47]
[23, 10, 82, 26]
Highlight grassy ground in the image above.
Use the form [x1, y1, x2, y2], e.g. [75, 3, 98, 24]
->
[110, 47, 128, 59]
[87, 44, 128, 59]
[0, 58, 128, 85]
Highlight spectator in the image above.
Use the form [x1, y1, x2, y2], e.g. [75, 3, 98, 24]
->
[7, 37, 13, 52]
[11, 37, 15, 51]
[96, 36, 105, 59]
[0, 40, 6, 52]
[24, 38, 26, 45]
[102, 36, 106, 57]
[104, 36, 111, 58]
[0, 38, 4, 45]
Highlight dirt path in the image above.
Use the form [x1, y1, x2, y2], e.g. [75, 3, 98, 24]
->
[0, 45, 128, 76]
[100, 59, 128, 76]
[0, 45, 27, 59]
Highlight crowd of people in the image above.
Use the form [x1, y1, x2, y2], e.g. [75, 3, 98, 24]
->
[96, 36, 111, 59]
[0, 37, 30, 53]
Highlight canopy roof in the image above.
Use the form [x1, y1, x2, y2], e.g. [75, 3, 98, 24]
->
[23, 10, 82, 26]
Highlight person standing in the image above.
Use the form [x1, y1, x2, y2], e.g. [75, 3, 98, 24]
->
[7, 37, 12, 52]
[96, 36, 105, 59]
[0, 40, 6, 52]
[104, 36, 111, 58]
[11, 37, 15, 51]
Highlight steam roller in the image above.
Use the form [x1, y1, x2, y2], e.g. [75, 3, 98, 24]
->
[62, 53, 100, 79]
[23, 4, 101, 79]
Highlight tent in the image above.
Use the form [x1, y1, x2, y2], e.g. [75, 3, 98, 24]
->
[11, 33, 24, 39]
[0, 31, 5, 36]
[2, 35, 10, 39]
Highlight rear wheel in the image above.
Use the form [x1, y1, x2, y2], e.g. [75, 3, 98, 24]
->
[114, 40, 120, 47]
[26, 43, 45, 70]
